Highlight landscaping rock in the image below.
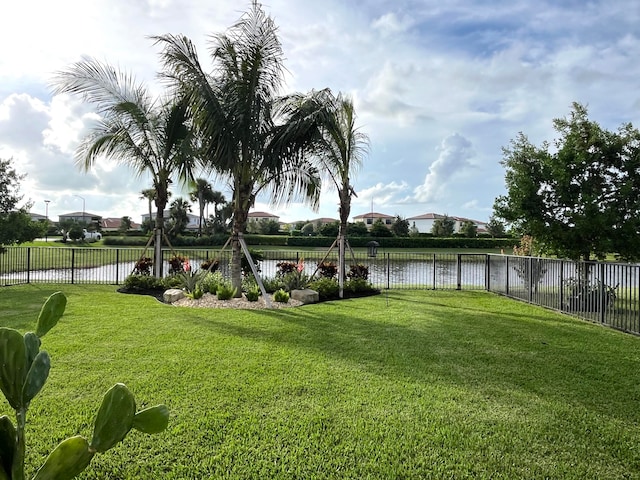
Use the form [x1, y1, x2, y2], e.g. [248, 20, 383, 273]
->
[290, 288, 319, 304]
[163, 289, 185, 303]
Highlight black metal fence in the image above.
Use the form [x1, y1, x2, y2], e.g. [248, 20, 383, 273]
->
[2, 247, 639, 335]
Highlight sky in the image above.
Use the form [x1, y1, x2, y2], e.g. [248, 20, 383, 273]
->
[2, 0, 640, 225]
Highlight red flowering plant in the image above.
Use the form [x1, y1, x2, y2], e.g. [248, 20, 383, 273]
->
[168, 254, 188, 274]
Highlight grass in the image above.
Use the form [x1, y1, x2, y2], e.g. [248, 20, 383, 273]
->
[1, 285, 640, 479]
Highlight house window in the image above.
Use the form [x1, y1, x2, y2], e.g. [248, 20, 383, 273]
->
[366, 218, 373, 224]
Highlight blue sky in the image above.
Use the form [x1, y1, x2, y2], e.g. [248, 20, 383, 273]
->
[1, 0, 639, 224]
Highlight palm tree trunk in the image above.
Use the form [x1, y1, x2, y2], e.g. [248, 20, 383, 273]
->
[231, 195, 250, 298]
[338, 230, 345, 298]
[153, 189, 168, 278]
[338, 186, 351, 299]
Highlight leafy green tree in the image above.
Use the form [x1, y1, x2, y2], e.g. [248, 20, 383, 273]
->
[391, 215, 410, 237]
[431, 216, 455, 237]
[319, 221, 339, 237]
[118, 216, 133, 234]
[155, 3, 325, 295]
[493, 102, 640, 261]
[0, 159, 46, 246]
[347, 222, 368, 237]
[370, 219, 393, 237]
[486, 215, 506, 238]
[52, 59, 200, 276]
[301, 222, 316, 236]
[460, 220, 477, 238]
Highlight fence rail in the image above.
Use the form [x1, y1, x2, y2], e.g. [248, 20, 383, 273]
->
[2, 247, 639, 335]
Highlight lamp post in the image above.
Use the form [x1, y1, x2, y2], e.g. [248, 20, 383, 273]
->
[44, 200, 50, 241]
[74, 194, 85, 224]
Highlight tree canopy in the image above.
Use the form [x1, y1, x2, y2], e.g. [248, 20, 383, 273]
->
[0, 159, 46, 246]
[493, 103, 640, 261]
[431, 216, 455, 237]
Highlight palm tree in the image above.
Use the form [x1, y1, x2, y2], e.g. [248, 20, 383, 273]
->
[51, 59, 200, 277]
[281, 89, 369, 297]
[140, 188, 156, 232]
[166, 197, 191, 238]
[155, 2, 323, 294]
[189, 178, 216, 236]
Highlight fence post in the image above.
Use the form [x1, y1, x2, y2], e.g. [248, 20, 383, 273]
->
[456, 254, 462, 290]
[432, 254, 436, 290]
[386, 253, 390, 290]
[115, 249, 120, 284]
[27, 247, 31, 284]
[528, 257, 533, 303]
[71, 249, 75, 284]
[505, 256, 509, 296]
[599, 262, 606, 324]
[559, 260, 564, 311]
[485, 254, 490, 291]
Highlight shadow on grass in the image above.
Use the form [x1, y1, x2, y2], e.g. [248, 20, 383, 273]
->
[191, 290, 640, 424]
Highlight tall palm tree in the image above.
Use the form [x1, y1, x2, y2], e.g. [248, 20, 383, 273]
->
[51, 58, 200, 277]
[189, 178, 216, 236]
[155, 2, 323, 294]
[279, 89, 369, 297]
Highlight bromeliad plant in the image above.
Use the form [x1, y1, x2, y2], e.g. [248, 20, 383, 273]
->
[280, 259, 310, 292]
[177, 258, 204, 299]
[0, 292, 169, 480]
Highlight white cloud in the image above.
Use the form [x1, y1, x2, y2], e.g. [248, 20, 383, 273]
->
[3, 0, 640, 224]
[414, 134, 475, 203]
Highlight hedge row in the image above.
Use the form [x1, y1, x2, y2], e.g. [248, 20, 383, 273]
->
[104, 234, 517, 250]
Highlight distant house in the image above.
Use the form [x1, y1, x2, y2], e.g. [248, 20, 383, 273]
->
[407, 213, 487, 234]
[29, 212, 48, 222]
[352, 212, 394, 230]
[58, 211, 102, 226]
[101, 217, 141, 232]
[141, 212, 200, 231]
[247, 211, 280, 224]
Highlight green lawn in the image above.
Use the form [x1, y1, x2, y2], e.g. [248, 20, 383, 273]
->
[1, 285, 639, 479]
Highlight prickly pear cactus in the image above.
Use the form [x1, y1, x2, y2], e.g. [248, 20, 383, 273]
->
[0, 292, 169, 480]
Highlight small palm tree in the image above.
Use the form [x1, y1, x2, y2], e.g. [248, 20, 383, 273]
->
[189, 178, 216, 236]
[51, 59, 201, 276]
[281, 89, 369, 296]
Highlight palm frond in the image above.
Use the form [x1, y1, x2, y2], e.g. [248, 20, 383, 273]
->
[51, 56, 153, 116]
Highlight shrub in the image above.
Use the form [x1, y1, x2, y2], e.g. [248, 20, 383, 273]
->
[273, 288, 290, 303]
[123, 274, 163, 291]
[245, 285, 261, 302]
[281, 271, 310, 292]
[345, 278, 377, 294]
[200, 271, 224, 294]
[217, 282, 237, 301]
[161, 275, 183, 289]
[261, 276, 284, 293]
[308, 277, 340, 300]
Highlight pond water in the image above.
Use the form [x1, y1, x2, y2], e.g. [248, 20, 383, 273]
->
[0, 257, 490, 289]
